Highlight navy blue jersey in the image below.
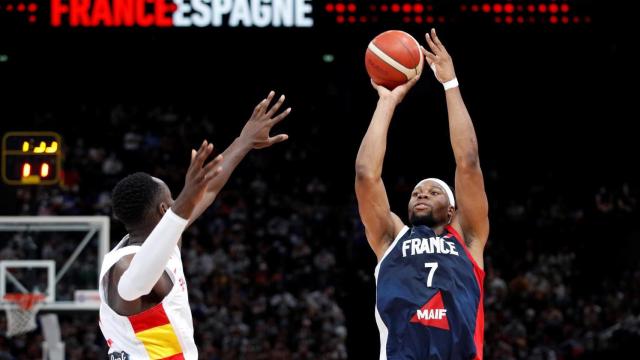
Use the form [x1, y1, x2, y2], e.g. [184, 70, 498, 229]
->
[375, 224, 484, 360]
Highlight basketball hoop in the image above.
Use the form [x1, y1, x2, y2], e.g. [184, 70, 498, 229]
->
[3, 293, 45, 337]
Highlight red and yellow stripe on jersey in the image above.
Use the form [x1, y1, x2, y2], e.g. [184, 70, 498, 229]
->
[128, 303, 184, 360]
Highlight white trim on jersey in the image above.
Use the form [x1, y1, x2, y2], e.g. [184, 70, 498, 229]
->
[375, 226, 409, 281]
[375, 304, 390, 360]
[374, 225, 409, 360]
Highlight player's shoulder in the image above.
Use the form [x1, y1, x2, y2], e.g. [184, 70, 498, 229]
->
[390, 212, 407, 239]
[112, 254, 135, 276]
[448, 221, 468, 243]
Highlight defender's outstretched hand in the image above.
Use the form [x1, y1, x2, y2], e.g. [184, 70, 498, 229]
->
[173, 140, 223, 219]
[240, 91, 291, 149]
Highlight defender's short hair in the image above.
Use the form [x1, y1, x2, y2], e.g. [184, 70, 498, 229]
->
[112, 172, 160, 227]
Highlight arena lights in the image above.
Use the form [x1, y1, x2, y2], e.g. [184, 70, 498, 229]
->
[323, 2, 439, 25]
[0, 1, 38, 22]
[446, 1, 588, 26]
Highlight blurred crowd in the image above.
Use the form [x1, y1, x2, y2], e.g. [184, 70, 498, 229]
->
[0, 104, 637, 359]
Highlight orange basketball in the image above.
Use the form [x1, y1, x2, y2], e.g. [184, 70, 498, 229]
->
[365, 30, 424, 90]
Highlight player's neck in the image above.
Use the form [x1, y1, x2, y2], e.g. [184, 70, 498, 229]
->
[413, 223, 448, 236]
[126, 224, 156, 245]
[433, 225, 447, 236]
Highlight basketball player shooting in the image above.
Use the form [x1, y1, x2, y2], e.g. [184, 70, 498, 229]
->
[98, 91, 291, 360]
[355, 29, 489, 359]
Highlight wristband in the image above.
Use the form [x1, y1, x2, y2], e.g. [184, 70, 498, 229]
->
[443, 77, 459, 91]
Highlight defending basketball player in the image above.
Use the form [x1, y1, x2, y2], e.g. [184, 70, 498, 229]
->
[355, 29, 489, 359]
[98, 91, 291, 360]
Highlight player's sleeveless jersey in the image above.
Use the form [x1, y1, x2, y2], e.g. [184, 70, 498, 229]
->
[375, 225, 485, 360]
[98, 236, 198, 360]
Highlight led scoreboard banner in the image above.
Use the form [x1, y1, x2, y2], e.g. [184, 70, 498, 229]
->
[2, 132, 62, 185]
[0, 0, 593, 28]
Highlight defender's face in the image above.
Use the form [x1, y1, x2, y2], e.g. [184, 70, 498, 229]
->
[408, 181, 451, 227]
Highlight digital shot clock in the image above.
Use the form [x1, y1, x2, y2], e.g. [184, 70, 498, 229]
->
[2, 132, 62, 185]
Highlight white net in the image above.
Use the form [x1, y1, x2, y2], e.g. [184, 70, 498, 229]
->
[3, 294, 44, 337]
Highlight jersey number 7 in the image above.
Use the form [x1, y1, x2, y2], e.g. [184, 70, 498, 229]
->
[424, 262, 438, 287]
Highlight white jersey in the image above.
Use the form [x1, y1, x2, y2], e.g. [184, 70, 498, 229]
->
[98, 236, 198, 359]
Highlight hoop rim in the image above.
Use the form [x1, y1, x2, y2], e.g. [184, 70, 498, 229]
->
[3, 293, 46, 311]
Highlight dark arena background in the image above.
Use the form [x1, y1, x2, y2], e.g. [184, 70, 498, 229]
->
[0, 0, 633, 359]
